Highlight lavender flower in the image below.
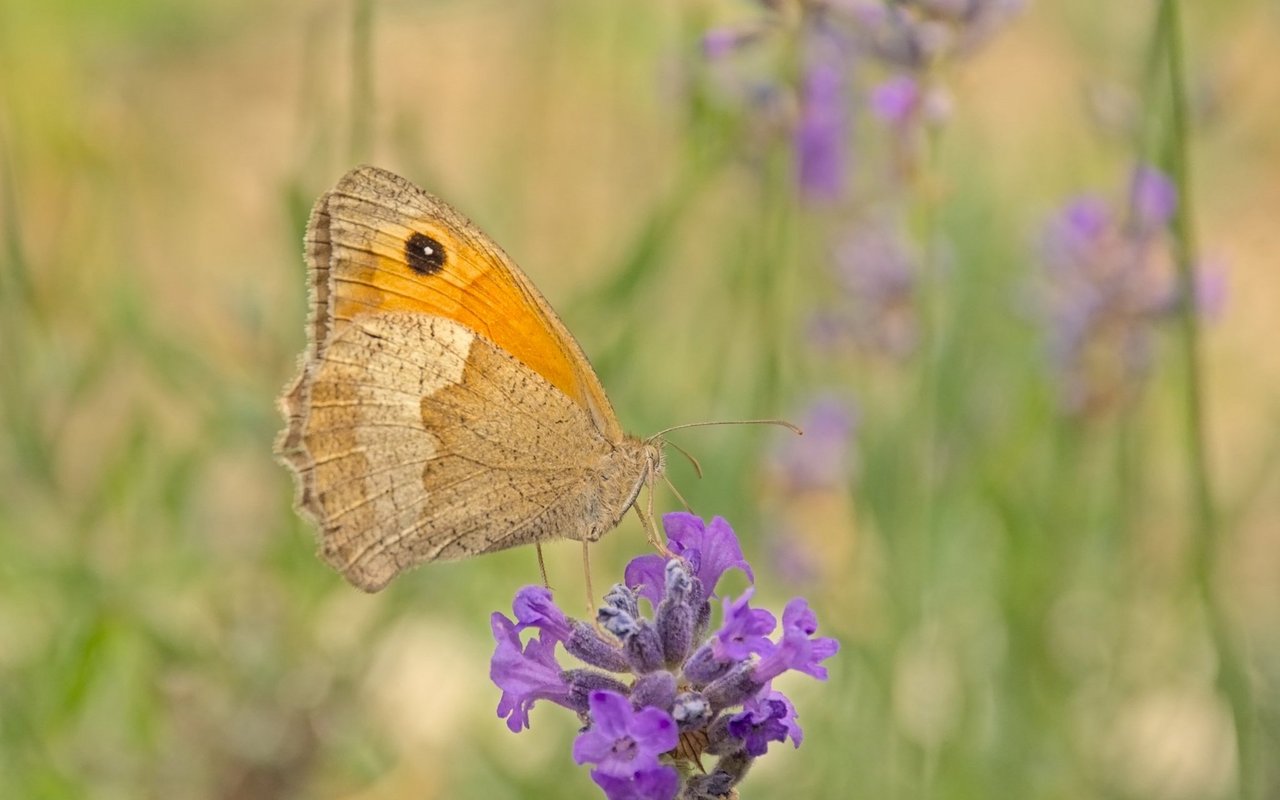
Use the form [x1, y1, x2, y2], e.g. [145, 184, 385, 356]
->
[700, 26, 764, 60]
[625, 513, 753, 605]
[695, 0, 1022, 206]
[1038, 163, 1223, 416]
[796, 54, 849, 203]
[760, 396, 859, 586]
[574, 691, 679, 779]
[712, 588, 777, 661]
[870, 74, 954, 130]
[766, 395, 857, 494]
[846, 0, 1025, 69]
[1129, 164, 1177, 233]
[592, 767, 681, 800]
[490, 614, 575, 732]
[727, 688, 803, 756]
[692, 2, 854, 203]
[813, 222, 920, 359]
[870, 74, 923, 127]
[489, 513, 840, 799]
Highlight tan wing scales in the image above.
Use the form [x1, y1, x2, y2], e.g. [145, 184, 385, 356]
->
[278, 312, 649, 592]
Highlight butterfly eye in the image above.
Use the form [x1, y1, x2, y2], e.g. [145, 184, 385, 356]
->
[405, 231, 446, 275]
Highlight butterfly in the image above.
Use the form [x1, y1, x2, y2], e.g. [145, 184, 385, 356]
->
[276, 166, 665, 592]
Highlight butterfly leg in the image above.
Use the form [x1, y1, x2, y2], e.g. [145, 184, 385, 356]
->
[536, 543, 551, 589]
[581, 539, 601, 620]
[634, 484, 676, 560]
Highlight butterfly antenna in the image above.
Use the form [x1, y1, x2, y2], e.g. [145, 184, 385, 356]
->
[646, 418, 803, 442]
[665, 438, 704, 479]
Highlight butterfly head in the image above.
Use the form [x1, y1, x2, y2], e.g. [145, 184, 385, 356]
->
[644, 438, 667, 481]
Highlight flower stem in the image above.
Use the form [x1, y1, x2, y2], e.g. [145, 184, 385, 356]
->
[912, 83, 947, 800]
[348, 0, 374, 163]
[1157, 2, 1256, 796]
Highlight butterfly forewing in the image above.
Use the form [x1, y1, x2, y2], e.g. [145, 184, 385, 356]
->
[314, 166, 622, 440]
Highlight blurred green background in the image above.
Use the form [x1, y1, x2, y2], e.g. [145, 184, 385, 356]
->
[1, 1, 1278, 798]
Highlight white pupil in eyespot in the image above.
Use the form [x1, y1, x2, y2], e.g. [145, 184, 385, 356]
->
[423, 245, 434, 255]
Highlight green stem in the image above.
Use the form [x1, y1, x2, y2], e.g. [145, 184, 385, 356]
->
[1158, 2, 1256, 797]
[349, 0, 374, 163]
[908, 91, 947, 800]
[917, 109, 946, 614]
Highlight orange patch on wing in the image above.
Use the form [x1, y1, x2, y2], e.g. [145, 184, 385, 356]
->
[310, 167, 617, 436]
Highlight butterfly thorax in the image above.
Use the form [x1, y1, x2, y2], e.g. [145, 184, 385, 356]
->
[578, 436, 663, 543]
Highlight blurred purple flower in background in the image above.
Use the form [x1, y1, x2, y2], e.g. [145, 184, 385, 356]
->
[694, 3, 857, 203]
[767, 395, 857, 493]
[811, 223, 920, 359]
[1038, 163, 1225, 415]
[870, 73, 954, 131]
[694, 0, 1023, 203]
[1129, 164, 1177, 234]
[846, 0, 1026, 69]
[762, 396, 859, 586]
[796, 57, 849, 202]
[870, 74, 923, 127]
[700, 26, 763, 60]
[489, 513, 839, 800]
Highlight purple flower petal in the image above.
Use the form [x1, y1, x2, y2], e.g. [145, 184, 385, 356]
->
[591, 766, 680, 800]
[782, 595, 818, 635]
[624, 554, 668, 606]
[574, 690, 678, 778]
[490, 613, 572, 732]
[713, 587, 777, 661]
[752, 598, 840, 683]
[512, 585, 572, 644]
[727, 688, 803, 756]
[770, 690, 804, 747]
[630, 706, 679, 752]
[488, 509, 838, 797]
[589, 689, 633, 740]
[662, 512, 754, 598]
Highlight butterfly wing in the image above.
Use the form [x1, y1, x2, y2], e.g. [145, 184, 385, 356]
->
[277, 167, 649, 591]
[280, 312, 648, 592]
[298, 165, 622, 441]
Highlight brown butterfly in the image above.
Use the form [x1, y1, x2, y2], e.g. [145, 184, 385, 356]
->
[277, 166, 665, 592]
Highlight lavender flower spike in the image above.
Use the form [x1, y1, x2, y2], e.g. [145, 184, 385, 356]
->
[1038, 164, 1220, 417]
[795, 60, 847, 203]
[489, 513, 839, 799]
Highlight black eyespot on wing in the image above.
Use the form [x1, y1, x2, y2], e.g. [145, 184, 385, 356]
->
[405, 232, 445, 275]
